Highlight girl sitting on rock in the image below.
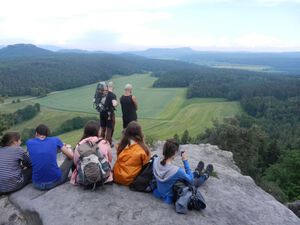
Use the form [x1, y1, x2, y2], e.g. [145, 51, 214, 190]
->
[153, 139, 213, 204]
[113, 121, 150, 185]
[0, 132, 32, 194]
[70, 120, 113, 187]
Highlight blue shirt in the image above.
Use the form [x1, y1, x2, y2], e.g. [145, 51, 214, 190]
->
[26, 137, 63, 184]
[153, 160, 194, 204]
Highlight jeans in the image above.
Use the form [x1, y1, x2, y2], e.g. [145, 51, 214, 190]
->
[33, 158, 73, 191]
[193, 171, 208, 188]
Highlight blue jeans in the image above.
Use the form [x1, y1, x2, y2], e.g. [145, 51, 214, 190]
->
[193, 171, 208, 188]
[33, 158, 73, 191]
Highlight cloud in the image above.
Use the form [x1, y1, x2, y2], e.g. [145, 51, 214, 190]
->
[0, 0, 299, 51]
[255, 0, 300, 5]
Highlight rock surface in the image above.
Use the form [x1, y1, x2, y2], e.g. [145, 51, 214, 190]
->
[6, 144, 300, 225]
[0, 195, 27, 225]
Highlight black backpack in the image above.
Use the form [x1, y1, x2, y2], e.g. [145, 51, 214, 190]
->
[129, 155, 158, 192]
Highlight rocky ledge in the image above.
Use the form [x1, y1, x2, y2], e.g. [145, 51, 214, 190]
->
[1, 144, 299, 225]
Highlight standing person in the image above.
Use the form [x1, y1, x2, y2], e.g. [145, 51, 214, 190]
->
[153, 139, 213, 204]
[0, 132, 32, 194]
[120, 84, 138, 129]
[70, 120, 113, 187]
[113, 121, 150, 185]
[26, 124, 73, 191]
[106, 81, 118, 145]
[95, 82, 117, 145]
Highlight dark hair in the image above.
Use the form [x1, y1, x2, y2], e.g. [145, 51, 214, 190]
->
[0, 132, 21, 147]
[35, 124, 50, 136]
[160, 139, 179, 166]
[80, 120, 100, 141]
[117, 121, 150, 156]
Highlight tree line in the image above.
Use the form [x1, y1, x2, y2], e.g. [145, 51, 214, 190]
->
[0, 103, 40, 135]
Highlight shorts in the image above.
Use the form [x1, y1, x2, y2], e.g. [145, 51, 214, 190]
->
[100, 112, 114, 129]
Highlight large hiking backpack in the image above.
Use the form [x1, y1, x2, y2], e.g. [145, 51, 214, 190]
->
[93, 82, 108, 113]
[77, 139, 111, 189]
[129, 155, 158, 193]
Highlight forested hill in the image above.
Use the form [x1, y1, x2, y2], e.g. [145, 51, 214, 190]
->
[0, 44, 199, 96]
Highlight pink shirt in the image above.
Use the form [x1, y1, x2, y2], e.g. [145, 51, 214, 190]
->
[70, 136, 113, 185]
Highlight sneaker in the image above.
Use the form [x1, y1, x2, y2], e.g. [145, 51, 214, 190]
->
[204, 164, 214, 177]
[195, 161, 204, 174]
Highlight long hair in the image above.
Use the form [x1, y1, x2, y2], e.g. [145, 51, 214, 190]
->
[117, 121, 149, 155]
[0, 132, 21, 147]
[160, 139, 179, 166]
[80, 120, 100, 141]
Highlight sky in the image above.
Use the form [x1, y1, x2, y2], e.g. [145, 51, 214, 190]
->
[0, 0, 299, 51]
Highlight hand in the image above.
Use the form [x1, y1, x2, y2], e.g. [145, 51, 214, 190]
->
[181, 151, 188, 161]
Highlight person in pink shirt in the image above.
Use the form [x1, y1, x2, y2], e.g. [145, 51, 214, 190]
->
[70, 120, 113, 186]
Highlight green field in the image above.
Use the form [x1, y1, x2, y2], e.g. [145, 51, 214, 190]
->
[3, 73, 242, 146]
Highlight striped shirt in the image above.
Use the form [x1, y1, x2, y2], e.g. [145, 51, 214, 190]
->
[0, 146, 31, 193]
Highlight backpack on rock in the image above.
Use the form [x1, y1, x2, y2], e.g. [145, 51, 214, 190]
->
[77, 139, 111, 189]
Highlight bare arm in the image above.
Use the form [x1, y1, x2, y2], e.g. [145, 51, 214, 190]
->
[61, 145, 74, 159]
[132, 95, 138, 110]
[112, 99, 118, 107]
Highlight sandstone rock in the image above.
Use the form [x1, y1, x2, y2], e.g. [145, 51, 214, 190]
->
[0, 195, 27, 225]
[7, 144, 300, 225]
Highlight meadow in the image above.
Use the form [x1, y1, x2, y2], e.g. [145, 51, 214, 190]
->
[3, 74, 242, 146]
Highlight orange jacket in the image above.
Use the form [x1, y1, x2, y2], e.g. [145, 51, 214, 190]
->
[113, 143, 150, 185]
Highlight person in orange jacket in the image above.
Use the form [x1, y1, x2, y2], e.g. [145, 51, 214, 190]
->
[113, 121, 150, 185]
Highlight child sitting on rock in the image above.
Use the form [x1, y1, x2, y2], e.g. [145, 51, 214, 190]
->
[152, 139, 213, 204]
[113, 121, 150, 185]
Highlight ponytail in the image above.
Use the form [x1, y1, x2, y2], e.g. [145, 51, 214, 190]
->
[160, 139, 179, 166]
[160, 158, 167, 166]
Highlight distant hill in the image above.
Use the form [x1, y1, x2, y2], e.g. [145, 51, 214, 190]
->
[131, 49, 300, 75]
[57, 49, 91, 54]
[131, 47, 197, 59]
[0, 44, 54, 58]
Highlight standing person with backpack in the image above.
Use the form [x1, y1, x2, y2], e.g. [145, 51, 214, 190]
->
[120, 84, 138, 129]
[106, 81, 118, 145]
[26, 124, 73, 191]
[152, 139, 213, 204]
[113, 121, 150, 185]
[70, 120, 113, 189]
[93, 82, 117, 145]
[0, 132, 32, 194]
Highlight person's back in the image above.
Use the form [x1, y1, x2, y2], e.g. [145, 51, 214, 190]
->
[113, 142, 149, 185]
[153, 156, 193, 204]
[113, 121, 149, 185]
[153, 139, 213, 204]
[27, 136, 62, 184]
[26, 124, 73, 190]
[0, 132, 31, 194]
[71, 137, 113, 185]
[120, 84, 138, 128]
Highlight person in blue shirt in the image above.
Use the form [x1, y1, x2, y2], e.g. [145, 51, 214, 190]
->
[153, 139, 213, 204]
[26, 124, 74, 190]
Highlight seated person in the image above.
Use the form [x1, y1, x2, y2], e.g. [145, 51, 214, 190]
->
[70, 120, 113, 186]
[113, 121, 150, 185]
[0, 132, 32, 194]
[153, 139, 213, 204]
[26, 124, 73, 190]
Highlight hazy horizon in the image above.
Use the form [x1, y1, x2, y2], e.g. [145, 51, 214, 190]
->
[1, 0, 300, 52]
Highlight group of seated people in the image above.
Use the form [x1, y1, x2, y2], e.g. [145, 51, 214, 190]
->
[0, 120, 213, 205]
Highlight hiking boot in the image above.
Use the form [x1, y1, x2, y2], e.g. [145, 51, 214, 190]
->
[195, 161, 204, 174]
[204, 164, 214, 178]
